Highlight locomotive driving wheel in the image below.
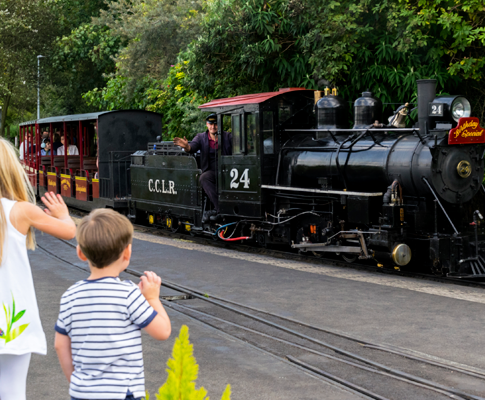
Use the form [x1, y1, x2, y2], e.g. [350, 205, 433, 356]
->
[336, 240, 357, 263]
[341, 253, 357, 263]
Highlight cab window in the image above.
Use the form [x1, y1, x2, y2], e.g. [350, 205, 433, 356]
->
[262, 111, 274, 154]
[245, 113, 257, 155]
[231, 115, 241, 154]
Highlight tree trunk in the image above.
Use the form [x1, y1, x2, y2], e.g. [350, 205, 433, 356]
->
[0, 94, 11, 138]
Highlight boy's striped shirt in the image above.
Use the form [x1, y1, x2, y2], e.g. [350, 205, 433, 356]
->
[55, 277, 157, 399]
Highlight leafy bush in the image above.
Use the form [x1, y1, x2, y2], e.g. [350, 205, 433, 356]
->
[301, 0, 485, 117]
[184, 0, 313, 98]
[145, 63, 208, 140]
[145, 325, 231, 400]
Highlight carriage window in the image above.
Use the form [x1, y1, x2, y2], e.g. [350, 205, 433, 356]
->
[245, 113, 257, 155]
[231, 115, 241, 154]
[262, 111, 274, 154]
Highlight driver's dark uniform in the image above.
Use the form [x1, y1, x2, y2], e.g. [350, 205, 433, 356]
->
[188, 130, 232, 211]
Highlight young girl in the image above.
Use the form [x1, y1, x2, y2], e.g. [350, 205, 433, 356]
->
[0, 137, 76, 400]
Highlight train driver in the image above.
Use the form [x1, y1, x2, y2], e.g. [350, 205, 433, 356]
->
[173, 113, 232, 222]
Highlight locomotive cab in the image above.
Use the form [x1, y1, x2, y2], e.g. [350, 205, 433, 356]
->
[198, 89, 315, 219]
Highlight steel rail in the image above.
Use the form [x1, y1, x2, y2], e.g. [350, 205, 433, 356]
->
[51, 237, 485, 378]
[39, 241, 485, 400]
[51, 237, 485, 379]
[165, 297, 467, 400]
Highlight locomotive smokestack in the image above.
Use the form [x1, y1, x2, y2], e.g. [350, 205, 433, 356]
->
[417, 79, 436, 135]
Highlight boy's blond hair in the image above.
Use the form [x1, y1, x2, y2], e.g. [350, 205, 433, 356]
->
[77, 209, 133, 268]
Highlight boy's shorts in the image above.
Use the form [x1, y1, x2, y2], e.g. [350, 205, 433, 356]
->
[71, 395, 141, 400]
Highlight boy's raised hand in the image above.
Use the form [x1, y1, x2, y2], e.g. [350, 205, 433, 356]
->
[139, 271, 162, 301]
[41, 191, 70, 220]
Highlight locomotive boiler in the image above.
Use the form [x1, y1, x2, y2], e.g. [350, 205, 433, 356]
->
[279, 80, 485, 276]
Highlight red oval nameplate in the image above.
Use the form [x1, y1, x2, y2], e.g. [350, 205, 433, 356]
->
[448, 117, 485, 144]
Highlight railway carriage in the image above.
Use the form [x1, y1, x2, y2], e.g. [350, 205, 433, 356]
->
[19, 79, 485, 278]
[19, 110, 161, 211]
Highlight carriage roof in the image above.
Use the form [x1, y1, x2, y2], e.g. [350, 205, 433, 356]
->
[19, 110, 161, 127]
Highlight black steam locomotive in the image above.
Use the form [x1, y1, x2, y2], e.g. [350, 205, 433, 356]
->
[21, 79, 485, 277]
[130, 79, 485, 277]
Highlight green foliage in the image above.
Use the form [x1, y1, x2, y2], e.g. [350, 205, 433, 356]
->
[302, 0, 485, 116]
[87, 0, 203, 105]
[146, 325, 231, 400]
[0, 0, 59, 135]
[55, 24, 121, 71]
[6, 0, 485, 134]
[146, 64, 207, 139]
[180, 0, 484, 120]
[83, 74, 153, 111]
[51, 0, 109, 30]
[184, 0, 313, 97]
[84, 62, 208, 138]
[47, 23, 122, 115]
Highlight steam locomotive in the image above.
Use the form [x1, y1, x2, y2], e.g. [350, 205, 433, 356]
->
[20, 80, 485, 277]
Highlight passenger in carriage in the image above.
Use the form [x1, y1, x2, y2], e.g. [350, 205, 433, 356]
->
[41, 139, 55, 156]
[57, 135, 79, 156]
[173, 113, 232, 223]
[52, 133, 63, 153]
[19, 132, 35, 161]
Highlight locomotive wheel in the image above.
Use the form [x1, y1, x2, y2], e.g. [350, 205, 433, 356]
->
[134, 209, 147, 226]
[430, 261, 446, 276]
[342, 254, 357, 263]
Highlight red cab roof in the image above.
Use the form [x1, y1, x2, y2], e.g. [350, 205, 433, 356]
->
[198, 88, 310, 109]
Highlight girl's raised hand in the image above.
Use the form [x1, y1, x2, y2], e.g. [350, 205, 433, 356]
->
[41, 192, 70, 220]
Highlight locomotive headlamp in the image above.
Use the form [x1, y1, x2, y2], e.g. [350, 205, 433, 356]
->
[451, 97, 471, 121]
[429, 96, 471, 123]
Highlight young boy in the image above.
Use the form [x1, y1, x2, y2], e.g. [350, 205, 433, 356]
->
[54, 209, 171, 400]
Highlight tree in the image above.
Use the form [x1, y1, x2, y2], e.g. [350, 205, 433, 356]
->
[183, 0, 312, 98]
[301, 0, 485, 116]
[84, 0, 203, 105]
[38, 0, 121, 116]
[0, 0, 58, 136]
[182, 0, 484, 118]
[48, 23, 121, 115]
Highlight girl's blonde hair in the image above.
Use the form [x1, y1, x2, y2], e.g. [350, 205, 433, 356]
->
[0, 137, 36, 265]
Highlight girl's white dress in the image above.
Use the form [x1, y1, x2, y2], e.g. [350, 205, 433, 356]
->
[0, 198, 47, 355]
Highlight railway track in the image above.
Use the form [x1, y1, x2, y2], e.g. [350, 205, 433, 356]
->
[66, 207, 485, 290]
[37, 236, 485, 400]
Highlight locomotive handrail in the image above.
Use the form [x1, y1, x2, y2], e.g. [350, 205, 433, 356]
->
[261, 185, 382, 197]
[284, 128, 421, 132]
[422, 177, 459, 235]
[149, 141, 191, 156]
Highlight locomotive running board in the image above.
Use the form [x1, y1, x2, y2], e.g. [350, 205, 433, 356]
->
[292, 243, 361, 253]
[261, 185, 382, 197]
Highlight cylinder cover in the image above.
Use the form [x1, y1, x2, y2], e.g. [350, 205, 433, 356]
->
[392, 244, 412, 266]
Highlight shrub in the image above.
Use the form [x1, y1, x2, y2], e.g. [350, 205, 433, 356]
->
[145, 325, 231, 400]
